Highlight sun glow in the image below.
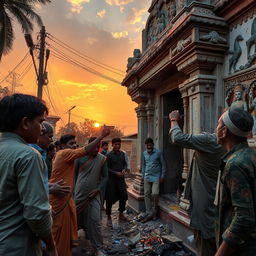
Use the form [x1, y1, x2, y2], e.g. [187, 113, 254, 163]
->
[94, 122, 100, 128]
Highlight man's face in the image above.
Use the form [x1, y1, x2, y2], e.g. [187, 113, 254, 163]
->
[38, 132, 53, 150]
[146, 143, 154, 153]
[102, 144, 108, 151]
[62, 138, 77, 149]
[112, 142, 121, 151]
[90, 144, 100, 157]
[24, 115, 45, 144]
[216, 115, 227, 144]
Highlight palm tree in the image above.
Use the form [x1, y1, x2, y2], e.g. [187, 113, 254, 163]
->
[0, 0, 51, 60]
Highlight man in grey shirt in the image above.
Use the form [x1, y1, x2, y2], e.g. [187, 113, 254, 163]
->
[0, 94, 57, 256]
[169, 110, 225, 256]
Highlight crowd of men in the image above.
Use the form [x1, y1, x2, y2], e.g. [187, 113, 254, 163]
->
[0, 93, 256, 256]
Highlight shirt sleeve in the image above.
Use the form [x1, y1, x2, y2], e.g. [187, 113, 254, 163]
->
[159, 151, 166, 178]
[17, 151, 52, 238]
[62, 147, 87, 163]
[169, 124, 213, 151]
[141, 152, 146, 178]
[222, 164, 255, 248]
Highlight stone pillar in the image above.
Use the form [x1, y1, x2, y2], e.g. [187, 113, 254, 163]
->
[135, 103, 148, 171]
[179, 96, 191, 210]
[146, 91, 155, 138]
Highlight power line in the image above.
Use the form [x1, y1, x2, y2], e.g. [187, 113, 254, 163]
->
[0, 52, 30, 84]
[47, 33, 125, 75]
[50, 50, 121, 85]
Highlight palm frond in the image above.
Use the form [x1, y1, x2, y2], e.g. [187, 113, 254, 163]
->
[12, 1, 43, 27]
[0, 8, 14, 60]
[7, 5, 33, 33]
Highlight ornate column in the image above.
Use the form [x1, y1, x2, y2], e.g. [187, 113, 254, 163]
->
[146, 91, 155, 139]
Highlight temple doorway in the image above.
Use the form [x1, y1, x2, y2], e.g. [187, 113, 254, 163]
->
[160, 89, 184, 198]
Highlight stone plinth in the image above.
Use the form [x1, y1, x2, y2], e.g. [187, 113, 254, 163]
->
[159, 199, 197, 254]
[127, 174, 145, 213]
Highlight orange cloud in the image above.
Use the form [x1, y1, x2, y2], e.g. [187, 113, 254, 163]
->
[127, 7, 147, 24]
[58, 80, 110, 91]
[105, 0, 134, 6]
[111, 31, 129, 38]
[97, 9, 106, 18]
[67, 0, 90, 13]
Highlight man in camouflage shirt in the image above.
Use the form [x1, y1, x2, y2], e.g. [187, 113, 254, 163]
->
[215, 108, 256, 256]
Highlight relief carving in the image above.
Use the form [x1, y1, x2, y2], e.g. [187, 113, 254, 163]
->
[172, 37, 192, 56]
[228, 35, 243, 74]
[200, 31, 227, 44]
[225, 81, 256, 135]
[146, 0, 176, 48]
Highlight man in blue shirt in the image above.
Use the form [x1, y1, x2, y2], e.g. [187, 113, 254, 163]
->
[141, 138, 166, 222]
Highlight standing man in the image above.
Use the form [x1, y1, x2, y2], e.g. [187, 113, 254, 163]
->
[141, 138, 166, 222]
[75, 137, 108, 256]
[215, 108, 256, 256]
[105, 138, 129, 226]
[49, 128, 109, 256]
[0, 94, 57, 256]
[169, 110, 225, 256]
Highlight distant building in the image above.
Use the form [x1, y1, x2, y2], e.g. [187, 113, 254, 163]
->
[45, 115, 60, 140]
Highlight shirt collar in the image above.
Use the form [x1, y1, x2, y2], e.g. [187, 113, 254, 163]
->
[0, 132, 28, 145]
[222, 142, 249, 163]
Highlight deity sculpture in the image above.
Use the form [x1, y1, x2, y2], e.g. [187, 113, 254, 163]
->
[225, 85, 247, 111]
[248, 84, 256, 135]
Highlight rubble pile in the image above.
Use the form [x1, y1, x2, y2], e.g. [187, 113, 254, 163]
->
[102, 213, 193, 256]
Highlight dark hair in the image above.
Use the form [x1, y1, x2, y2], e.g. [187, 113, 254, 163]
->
[60, 134, 75, 145]
[145, 138, 154, 144]
[54, 140, 60, 146]
[112, 137, 121, 144]
[0, 94, 48, 132]
[47, 143, 56, 153]
[101, 141, 108, 147]
[88, 137, 97, 143]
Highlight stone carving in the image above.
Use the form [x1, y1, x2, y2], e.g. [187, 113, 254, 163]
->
[127, 49, 142, 70]
[200, 31, 227, 44]
[172, 37, 192, 56]
[146, 0, 177, 48]
[226, 85, 248, 111]
[225, 81, 256, 135]
[248, 80, 256, 135]
[229, 35, 243, 74]
[246, 18, 256, 60]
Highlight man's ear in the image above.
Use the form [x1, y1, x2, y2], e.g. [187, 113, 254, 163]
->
[221, 126, 228, 139]
[20, 117, 30, 131]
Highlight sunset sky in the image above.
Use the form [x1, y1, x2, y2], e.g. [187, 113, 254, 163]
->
[1, 0, 152, 134]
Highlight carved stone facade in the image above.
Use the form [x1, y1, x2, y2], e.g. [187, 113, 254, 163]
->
[122, 0, 256, 246]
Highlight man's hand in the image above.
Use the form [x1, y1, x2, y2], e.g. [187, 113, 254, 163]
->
[49, 180, 71, 197]
[116, 172, 125, 178]
[169, 110, 181, 122]
[160, 177, 164, 183]
[122, 169, 129, 178]
[100, 126, 110, 138]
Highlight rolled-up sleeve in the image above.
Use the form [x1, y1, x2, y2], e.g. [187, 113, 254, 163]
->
[222, 164, 255, 248]
[17, 151, 52, 238]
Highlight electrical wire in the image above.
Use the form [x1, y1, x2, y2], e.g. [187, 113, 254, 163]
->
[50, 50, 121, 85]
[0, 52, 30, 84]
[47, 33, 125, 75]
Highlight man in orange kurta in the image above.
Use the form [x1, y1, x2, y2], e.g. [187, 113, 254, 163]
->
[49, 128, 109, 256]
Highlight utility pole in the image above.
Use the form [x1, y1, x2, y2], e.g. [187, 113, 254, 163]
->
[38, 26, 46, 99]
[67, 105, 76, 130]
[25, 26, 50, 99]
